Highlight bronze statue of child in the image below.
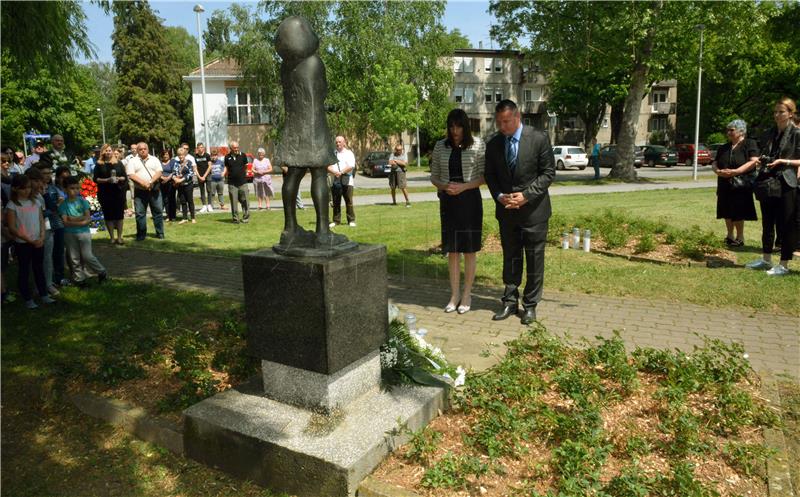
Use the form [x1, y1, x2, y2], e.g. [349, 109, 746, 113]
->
[273, 16, 353, 255]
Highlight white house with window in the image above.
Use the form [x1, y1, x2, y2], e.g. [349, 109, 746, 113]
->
[183, 58, 273, 154]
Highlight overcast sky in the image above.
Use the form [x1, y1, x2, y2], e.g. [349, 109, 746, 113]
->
[79, 0, 497, 64]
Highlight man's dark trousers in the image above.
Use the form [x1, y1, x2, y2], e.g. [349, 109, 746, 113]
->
[499, 219, 547, 308]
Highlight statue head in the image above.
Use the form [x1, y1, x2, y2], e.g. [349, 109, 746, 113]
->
[275, 16, 319, 62]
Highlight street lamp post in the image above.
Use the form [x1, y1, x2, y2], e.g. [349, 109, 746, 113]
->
[692, 23, 705, 181]
[97, 107, 106, 144]
[193, 4, 210, 148]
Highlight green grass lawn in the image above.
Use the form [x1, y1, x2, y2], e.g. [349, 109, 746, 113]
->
[1, 280, 278, 497]
[111, 187, 798, 315]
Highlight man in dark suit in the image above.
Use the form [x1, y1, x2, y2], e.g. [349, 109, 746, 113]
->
[484, 99, 556, 325]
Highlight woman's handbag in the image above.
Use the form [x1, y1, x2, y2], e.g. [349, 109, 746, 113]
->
[730, 170, 758, 191]
[753, 175, 782, 201]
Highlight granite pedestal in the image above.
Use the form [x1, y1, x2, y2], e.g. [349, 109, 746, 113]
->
[183, 243, 446, 496]
[184, 377, 446, 497]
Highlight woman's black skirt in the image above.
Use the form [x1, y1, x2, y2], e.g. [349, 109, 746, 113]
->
[439, 187, 483, 253]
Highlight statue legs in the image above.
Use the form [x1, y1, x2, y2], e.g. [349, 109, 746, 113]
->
[310, 168, 330, 235]
[277, 167, 350, 253]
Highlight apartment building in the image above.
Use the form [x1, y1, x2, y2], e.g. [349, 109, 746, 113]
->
[450, 48, 678, 147]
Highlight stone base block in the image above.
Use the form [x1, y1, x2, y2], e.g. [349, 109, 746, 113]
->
[261, 351, 381, 411]
[183, 379, 446, 497]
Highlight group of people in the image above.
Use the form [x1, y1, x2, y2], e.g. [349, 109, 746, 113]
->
[713, 97, 800, 276]
[1, 153, 107, 308]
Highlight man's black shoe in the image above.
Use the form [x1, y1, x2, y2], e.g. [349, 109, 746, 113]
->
[156, 234, 165, 239]
[520, 308, 537, 325]
[98, 272, 108, 284]
[492, 304, 518, 321]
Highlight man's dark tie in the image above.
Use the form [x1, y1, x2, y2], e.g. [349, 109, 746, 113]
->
[505, 136, 518, 171]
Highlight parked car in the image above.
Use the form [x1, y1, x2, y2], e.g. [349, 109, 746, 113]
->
[552, 146, 587, 170]
[597, 144, 643, 168]
[640, 145, 678, 167]
[360, 151, 392, 177]
[708, 143, 724, 161]
[676, 143, 712, 166]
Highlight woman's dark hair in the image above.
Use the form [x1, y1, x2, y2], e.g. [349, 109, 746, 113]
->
[445, 108, 474, 149]
[54, 166, 71, 178]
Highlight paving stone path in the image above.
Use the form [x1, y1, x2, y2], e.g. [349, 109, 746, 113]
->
[96, 245, 798, 379]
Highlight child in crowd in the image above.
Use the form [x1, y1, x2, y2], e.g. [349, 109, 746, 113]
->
[209, 148, 226, 210]
[25, 167, 60, 297]
[58, 176, 107, 286]
[5, 174, 54, 309]
[1, 153, 14, 303]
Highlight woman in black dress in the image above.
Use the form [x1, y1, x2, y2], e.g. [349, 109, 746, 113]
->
[712, 119, 759, 246]
[93, 144, 128, 244]
[430, 109, 485, 314]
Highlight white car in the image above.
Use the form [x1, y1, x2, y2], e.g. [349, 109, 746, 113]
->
[552, 146, 588, 170]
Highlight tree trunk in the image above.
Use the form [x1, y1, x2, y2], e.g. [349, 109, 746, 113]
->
[610, 100, 624, 144]
[610, 3, 659, 181]
[610, 64, 648, 181]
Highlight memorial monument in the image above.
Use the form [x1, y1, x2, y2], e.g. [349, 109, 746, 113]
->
[182, 17, 446, 497]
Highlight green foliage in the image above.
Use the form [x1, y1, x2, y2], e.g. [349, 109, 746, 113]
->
[584, 332, 639, 394]
[603, 464, 651, 497]
[369, 58, 423, 139]
[421, 452, 489, 489]
[634, 233, 656, 254]
[676, 226, 720, 261]
[722, 441, 774, 478]
[404, 426, 442, 465]
[1, 64, 103, 151]
[651, 461, 719, 497]
[0, 0, 95, 79]
[112, 1, 187, 145]
[552, 439, 611, 495]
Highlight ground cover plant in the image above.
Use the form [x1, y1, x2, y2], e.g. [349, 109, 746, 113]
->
[1, 278, 258, 418]
[374, 325, 781, 496]
[118, 188, 799, 315]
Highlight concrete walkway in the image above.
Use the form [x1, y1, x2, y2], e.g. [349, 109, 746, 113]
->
[95, 245, 799, 379]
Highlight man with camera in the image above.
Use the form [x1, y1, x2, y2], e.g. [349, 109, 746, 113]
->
[126, 142, 165, 241]
[327, 135, 356, 227]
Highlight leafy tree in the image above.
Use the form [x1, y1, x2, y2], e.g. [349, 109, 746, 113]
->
[0, 0, 95, 79]
[112, 0, 185, 146]
[203, 9, 233, 58]
[1, 64, 102, 153]
[675, 2, 800, 144]
[85, 62, 120, 145]
[370, 59, 423, 140]
[217, 1, 462, 158]
[491, 1, 762, 181]
[162, 26, 199, 143]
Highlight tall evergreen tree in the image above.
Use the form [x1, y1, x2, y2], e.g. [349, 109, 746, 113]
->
[112, 0, 184, 146]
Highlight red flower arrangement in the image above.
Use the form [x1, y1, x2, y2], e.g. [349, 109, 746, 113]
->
[80, 177, 98, 198]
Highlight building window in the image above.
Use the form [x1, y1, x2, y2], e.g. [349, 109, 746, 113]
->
[484, 57, 502, 73]
[453, 86, 474, 104]
[453, 56, 474, 73]
[649, 115, 668, 132]
[524, 87, 543, 102]
[469, 118, 481, 133]
[485, 88, 502, 103]
[227, 87, 270, 125]
[651, 89, 668, 104]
